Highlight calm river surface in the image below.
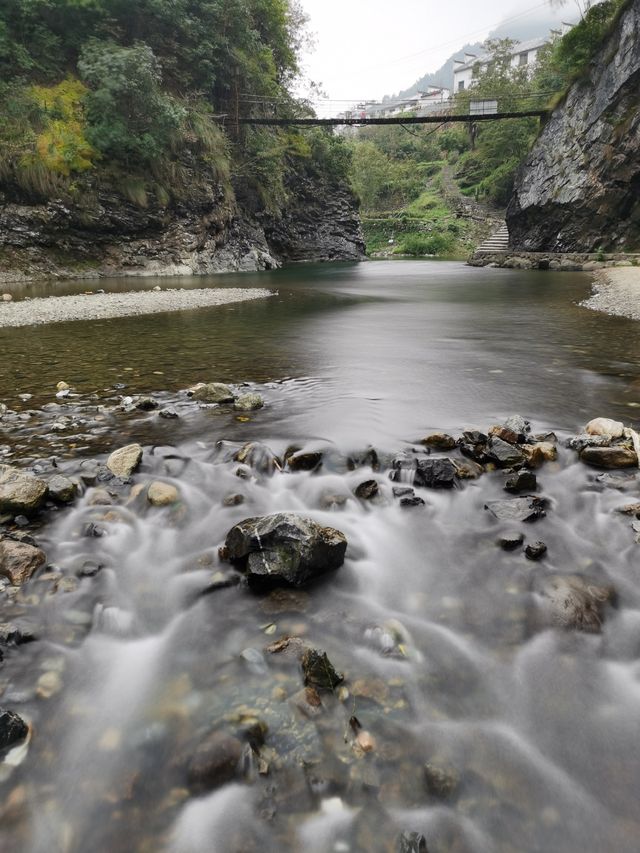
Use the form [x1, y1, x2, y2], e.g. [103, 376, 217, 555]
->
[2, 260, 639, 438]
[1, 261, 640, 853]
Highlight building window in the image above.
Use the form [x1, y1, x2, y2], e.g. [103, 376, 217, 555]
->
[458, 80, 465, 91]
[518, 52, 528, 66]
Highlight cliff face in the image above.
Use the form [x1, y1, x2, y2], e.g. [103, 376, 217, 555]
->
[0, 162, 364, 284]
[507, 0, 640, 252]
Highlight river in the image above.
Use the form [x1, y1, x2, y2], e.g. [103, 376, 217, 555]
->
[1, 260, 640, 853]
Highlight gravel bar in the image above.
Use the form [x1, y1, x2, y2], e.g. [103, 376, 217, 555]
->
[582, 268, 640, 321]
[0, 287, 274, 328]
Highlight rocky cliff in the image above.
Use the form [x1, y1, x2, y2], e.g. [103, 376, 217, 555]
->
[0, 162, 364, 284]
[507, 0, 640, 252]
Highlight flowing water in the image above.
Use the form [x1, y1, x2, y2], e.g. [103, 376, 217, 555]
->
[1, 261, 640, 853]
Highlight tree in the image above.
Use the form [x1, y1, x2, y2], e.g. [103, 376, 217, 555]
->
[78, 40, 184, 166]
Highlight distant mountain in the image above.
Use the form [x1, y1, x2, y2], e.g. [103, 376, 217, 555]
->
[389, 7, 580, 99]
[392, 42, 483, 100]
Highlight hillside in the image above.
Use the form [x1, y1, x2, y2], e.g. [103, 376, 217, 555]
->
[0, 0, 364, 281]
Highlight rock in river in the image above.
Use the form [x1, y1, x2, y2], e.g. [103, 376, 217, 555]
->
[234, 393, 264, 412]
[0, 465, 47, 514]
[579, 446, 638, 469]
[187, 730, 243, 792]
[47, 474, 77, 504]
[487, 436, 526, 468]
[106, 443, 143, 479]
[223, 513, 347, 590]
[0, 709, 28, 751]
[413, 458, 457, 489]
[190, 382, 235, 404]
[535, 573, 615, 633]
[485, 496, 546, 522]
[147, 481, 179, 507]
[301, 648, 344, 692]
[0, 537, 46, 585]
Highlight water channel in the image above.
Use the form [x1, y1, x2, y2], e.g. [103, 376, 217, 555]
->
[1, 261, 640, 852]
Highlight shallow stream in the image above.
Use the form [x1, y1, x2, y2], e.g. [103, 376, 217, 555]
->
[1, 261, 640, 853]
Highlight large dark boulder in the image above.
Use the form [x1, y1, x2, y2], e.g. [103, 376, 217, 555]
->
[414, 458, 457, 489]
[224, 513, 347, 590]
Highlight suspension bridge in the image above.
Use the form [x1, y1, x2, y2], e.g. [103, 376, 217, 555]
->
[228, 92, 552, 127]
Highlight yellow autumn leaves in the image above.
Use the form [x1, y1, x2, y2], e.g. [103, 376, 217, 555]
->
[28, 79, 96, 176]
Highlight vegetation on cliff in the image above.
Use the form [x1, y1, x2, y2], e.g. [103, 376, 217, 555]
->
[0, 0, 351, 212]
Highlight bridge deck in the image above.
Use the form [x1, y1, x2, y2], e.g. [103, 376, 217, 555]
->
[236, 110, 547, 127]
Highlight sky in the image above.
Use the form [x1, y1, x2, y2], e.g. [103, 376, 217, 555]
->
[296, 0, 582, 108]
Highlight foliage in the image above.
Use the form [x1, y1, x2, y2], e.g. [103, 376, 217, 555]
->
[551, 0, 626, 82]
[29, 79, 95, 175]
[398, 233, 454, 256]
[0, 0, 309, 209]
[79, 40, 184, 167]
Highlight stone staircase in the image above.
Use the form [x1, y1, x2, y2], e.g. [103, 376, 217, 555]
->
[475, 223, 510, 252]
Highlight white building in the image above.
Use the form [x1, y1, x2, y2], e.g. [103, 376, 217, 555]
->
[452, 25, 573, 94]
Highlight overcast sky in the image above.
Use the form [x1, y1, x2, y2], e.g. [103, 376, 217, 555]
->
[296, 0, 581, 106]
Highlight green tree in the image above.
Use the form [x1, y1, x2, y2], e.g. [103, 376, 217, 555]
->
[78, 40, 184, 166]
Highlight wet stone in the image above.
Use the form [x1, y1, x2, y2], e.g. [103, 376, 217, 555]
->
[0, 709, 28, 751]
[0, 538, 46, 585]
[568, 433, 611, 452]
[485, 496, 546, 522]
[348, 446, 380, 471]
[223, 493, 245, 507]
[291, 686, 324, 718]
[421, 433, 456, 451]
[498, 531, 525, 551]
[159, 407, 179, 419]
[393, 486, 414, 498]
[413, 458, 457, 489]
[301, 648, 343, 692]
[106, 443, 143, 479]
[397, 832, 429, 853]
[233, 442, 281, 475]
[503, 415, 530, 442]
[535, 573, 615, 633]
[0, 465, 48, 514]
[354, 480, 379, 500]
[47, 475, 77, 503]
[0, 622, 36, 645]
[525, 541, 547, 561]
[190, 382, 235, 404]
[487, 436, 526, 468]
[147, 481, 179, 507]
[234, 394, 264, 412]
[285, 449, 323, 472]
[134, 396, 158, 411]
[400, 495, 426, 508]
[423, 763, 459, 800]
[505, 471, 537, 493]
[579, 446, 638, 469]
[224, 513, 347, 590]
[187, 730, 243, 792]
[616, 503, 640, 517]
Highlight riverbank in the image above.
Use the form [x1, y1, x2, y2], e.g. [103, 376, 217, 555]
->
[0, 286, 273, 328]
[582, 266, 640, 321]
